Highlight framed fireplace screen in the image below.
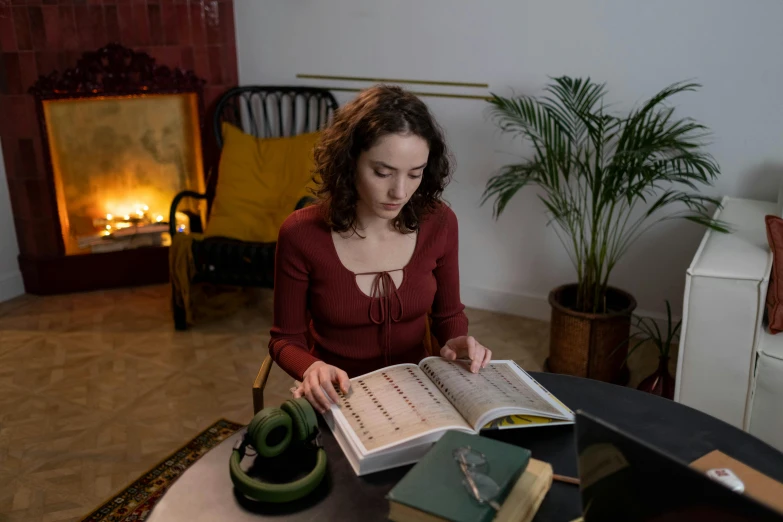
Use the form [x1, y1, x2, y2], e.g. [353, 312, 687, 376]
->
[42, 93, 205, 255]
[32, 44, 208, 256]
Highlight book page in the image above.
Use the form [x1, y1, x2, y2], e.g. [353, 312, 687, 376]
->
[333, 364, 472, 454]
[482, 413, 574, 430]
[418, 357, 569, 430]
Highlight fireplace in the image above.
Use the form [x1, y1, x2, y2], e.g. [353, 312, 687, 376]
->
[41, 89, 204, 256]
[22, 44, 208, 294]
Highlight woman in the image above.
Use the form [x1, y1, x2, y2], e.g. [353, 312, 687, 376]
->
[269, 84, 492, 414]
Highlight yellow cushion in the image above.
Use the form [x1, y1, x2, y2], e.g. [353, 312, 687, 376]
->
[205, 122, 320, 243]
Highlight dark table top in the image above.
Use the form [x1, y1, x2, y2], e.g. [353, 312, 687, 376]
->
[147, 372, 783, 522]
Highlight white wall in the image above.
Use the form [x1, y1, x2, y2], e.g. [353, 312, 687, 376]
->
[234, 0, 783, 322]
[0, 139, 24, 302]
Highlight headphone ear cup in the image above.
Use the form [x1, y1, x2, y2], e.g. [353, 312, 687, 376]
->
[248, 407, 292, 458]
[281, 398, 318, 442]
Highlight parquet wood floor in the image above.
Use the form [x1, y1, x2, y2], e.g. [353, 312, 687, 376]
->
[0, 284, 667, 521]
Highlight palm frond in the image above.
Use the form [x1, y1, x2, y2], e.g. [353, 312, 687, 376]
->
[481, 162, 542, 219]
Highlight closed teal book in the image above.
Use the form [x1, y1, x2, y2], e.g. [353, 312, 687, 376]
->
[386, 430, 531, 522]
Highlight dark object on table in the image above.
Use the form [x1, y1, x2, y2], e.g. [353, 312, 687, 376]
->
[168, 86, 339, 330]
[575, 410, 783, 521]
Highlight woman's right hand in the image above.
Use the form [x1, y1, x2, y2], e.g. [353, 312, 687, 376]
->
[294, 361, 352, 414]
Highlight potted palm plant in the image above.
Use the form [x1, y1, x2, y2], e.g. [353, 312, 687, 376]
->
[481, 77, 727, 383]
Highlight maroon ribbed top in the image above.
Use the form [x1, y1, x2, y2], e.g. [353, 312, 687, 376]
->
[268, 202, 469, 381]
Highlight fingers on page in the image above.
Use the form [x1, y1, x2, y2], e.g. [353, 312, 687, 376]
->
[441, 346, 457, 360]
[304, 388, 318, 412]
[315, 388, 331, 412]
[338, 372, 352, 394]
[307, 375, 331, 413]
[465, 337, 480, 373]
[324, 375, 342, 405]
[466, 336, 479, 357]
[482, 348, 492, 368]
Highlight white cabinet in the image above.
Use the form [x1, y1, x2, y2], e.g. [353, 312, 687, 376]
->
[675, 197, 776, 431]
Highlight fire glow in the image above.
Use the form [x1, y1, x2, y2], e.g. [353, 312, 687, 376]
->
[94, 202, 161, 231]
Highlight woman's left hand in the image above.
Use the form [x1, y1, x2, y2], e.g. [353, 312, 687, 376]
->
[440, 335, 492, 373]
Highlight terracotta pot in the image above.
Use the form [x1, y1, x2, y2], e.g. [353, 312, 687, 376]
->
[547, 283, 636, 384]
[637, 355, 675, 400]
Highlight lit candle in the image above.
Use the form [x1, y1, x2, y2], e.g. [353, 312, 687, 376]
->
[106, 213, 113, 220]
[105, 224, 111, 230]
[156, 215, 163, 222]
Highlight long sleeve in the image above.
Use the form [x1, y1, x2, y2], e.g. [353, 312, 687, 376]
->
[268, 212, 321, 381]
[430, 206, 469, 345]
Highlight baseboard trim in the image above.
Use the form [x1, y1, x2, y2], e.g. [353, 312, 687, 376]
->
[0, 270, 24, 303]
[461, 284, 680, 331]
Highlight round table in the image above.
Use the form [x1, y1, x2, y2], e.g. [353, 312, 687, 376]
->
[146, 372, 783, 521]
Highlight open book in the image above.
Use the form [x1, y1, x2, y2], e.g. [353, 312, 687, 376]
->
[322, 357, 574, 476]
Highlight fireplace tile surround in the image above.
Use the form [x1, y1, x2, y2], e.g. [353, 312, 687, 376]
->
[0, 0, 239, 294]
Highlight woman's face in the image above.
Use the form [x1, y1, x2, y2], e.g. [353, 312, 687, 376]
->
[354, 133, 429, 221]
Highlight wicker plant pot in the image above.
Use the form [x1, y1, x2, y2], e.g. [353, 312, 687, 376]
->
[547, 283, 637, 384]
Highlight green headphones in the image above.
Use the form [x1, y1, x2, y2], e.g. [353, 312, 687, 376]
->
[229, 398, 328, 503]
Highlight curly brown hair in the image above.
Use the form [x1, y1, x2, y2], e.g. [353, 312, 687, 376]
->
[312, 84, 454, 234]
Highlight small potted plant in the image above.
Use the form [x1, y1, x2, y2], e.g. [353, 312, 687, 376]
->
[618, 300, 681, 399]
[482, 76, 727, 383]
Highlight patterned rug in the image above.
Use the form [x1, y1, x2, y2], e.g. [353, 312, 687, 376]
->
[80, 419, 244, 522]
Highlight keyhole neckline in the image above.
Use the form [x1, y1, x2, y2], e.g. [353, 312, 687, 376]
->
[328, 229, 420, 299]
